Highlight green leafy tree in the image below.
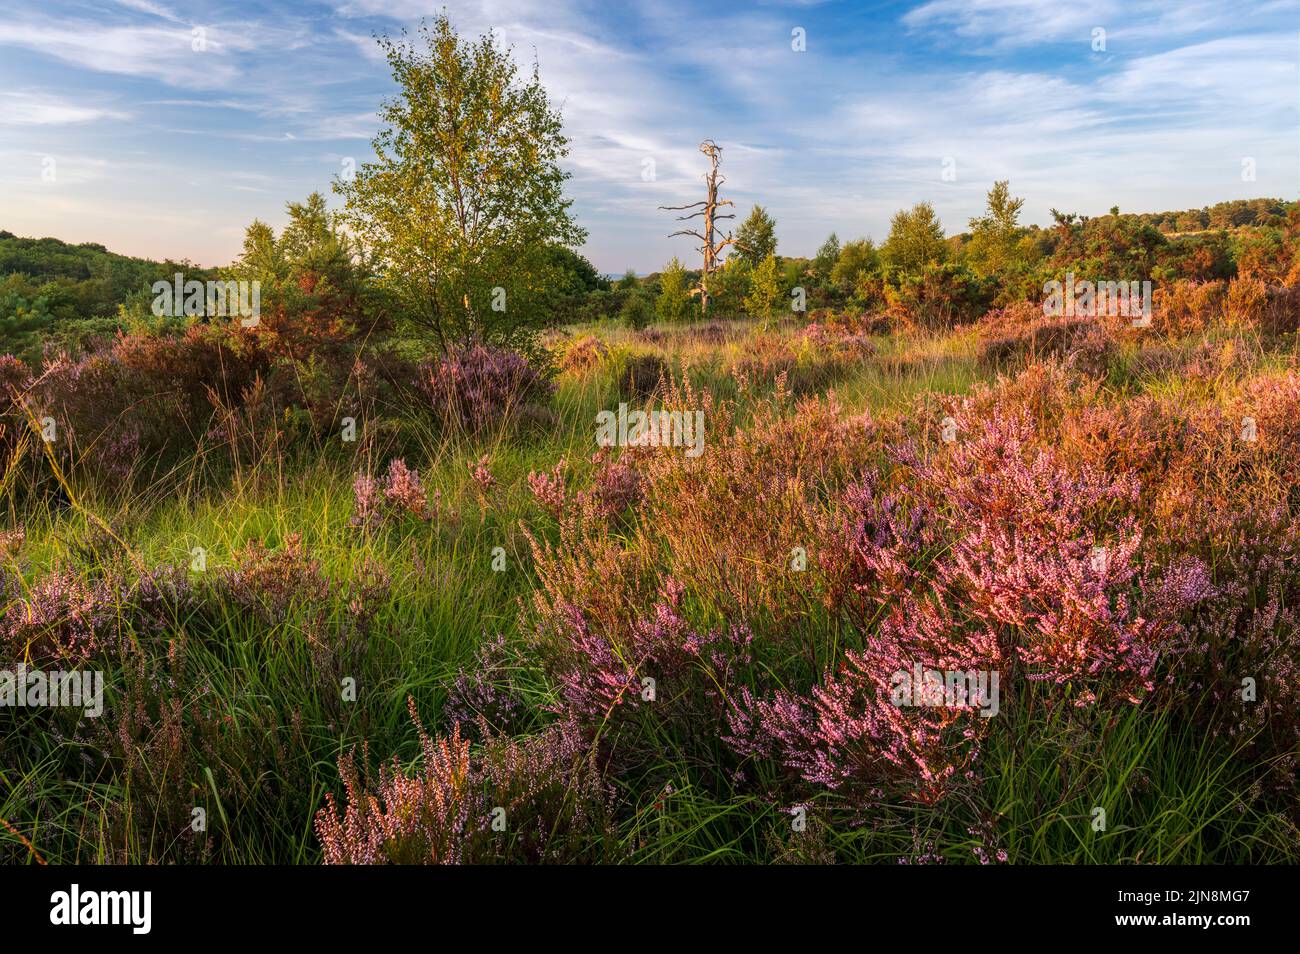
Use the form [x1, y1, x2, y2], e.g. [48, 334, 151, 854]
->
[744, 253, 780, 318]
[279, 193, 338, 267]
[334, 15, 584, 353]
[706, 257, 752, 317]
[656, 257, 693, 322]
[235, 220, 287, 282]
[543, 247, 607, 296]
[881, 201, 947, 277]
[734, 205, 778, 267]
[811, 232, 840, 287]
[619, 289, 655, 328]
[964, 181, 1025, 279]
[831, 238, 880, 299]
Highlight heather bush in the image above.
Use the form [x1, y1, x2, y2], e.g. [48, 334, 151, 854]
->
[977, 308, 1116, 377]
[1225, 277, 1268, 326]
[1233, 370, 1300, 483]
[726, 591, 1000, 803]
[416, 341, 554, 435]
[315, 700, 615, 864]
[727, 333, 851, 396]
[635, 383, 873, 627]
[1057, 394, 1190, 500]
[1, 568, 119, 667]
[577, 448, 643, 520]
[211, 533, 329, 625]
[465, 453, 497, 519]
[911, 408, 1168, 699]
[444, 634, 529, 735]
[724, 404, 1179, 806]
[23, 328, 265, 484]
[799, 322, 877, 360]
[526, 456, 568, 517]
[530, 571, 755, 749]
[1258, 284, 1300, 335]
[83, 630, 322, 864]
[0, 353, 31, 456]
[618, 351, 668, 400]
[818, 468, 943, 619]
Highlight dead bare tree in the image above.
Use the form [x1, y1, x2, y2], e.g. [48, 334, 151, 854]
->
[660, 140, 736, 314]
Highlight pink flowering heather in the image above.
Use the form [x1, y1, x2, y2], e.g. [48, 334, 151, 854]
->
[352, 459, 440, 526]
[0, 354, 32, 455]
[908, 409, 1167, 702]
[316, 709, 475, 865]
[821, 468, 941, 616]
[545, 576, 754, 725]
[417, 342, 554, 435]
[2, 569, 117, 667]
[467, 454, 496, 494]
[527, 457, 568, 517]
[315, 698, 612, 864]
[578, 449, 643, 520]
[546, 603, 641, 720]
[465, 454, 497, 520]
[444, 634, 525, 734]
[1147, 556, 1218, 623]
[350, 472, 381, 528]
[727, 591, 1001, 804]
[381, 458, 430, 521]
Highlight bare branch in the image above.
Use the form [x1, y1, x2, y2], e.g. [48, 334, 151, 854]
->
[659, 139, 736, 314]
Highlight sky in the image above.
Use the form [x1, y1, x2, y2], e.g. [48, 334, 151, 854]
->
[1, 0, 1297, 274]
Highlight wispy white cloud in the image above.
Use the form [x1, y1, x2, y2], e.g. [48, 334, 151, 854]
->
[0, 90, 127, 125]
[110, 0, 187, 24]
[0, 19, 240, 88]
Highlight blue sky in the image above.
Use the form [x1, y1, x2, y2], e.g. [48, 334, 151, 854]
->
[1, 0, 1297, 273]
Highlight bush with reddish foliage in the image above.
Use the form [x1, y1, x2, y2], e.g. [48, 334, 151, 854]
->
[21, 327, 266, 482]
[212, 533, 329, 625]
[1153, 279, 1226, 334]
